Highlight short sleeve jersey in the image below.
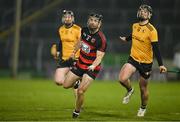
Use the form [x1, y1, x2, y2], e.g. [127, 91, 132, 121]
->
[59, 24, 81, 60]
[130, 23, 158, 63]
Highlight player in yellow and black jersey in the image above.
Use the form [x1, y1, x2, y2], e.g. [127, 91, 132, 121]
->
[58, 18, 81, 61]
[118, 5, 167, 117]
[51, 10, 81, 88]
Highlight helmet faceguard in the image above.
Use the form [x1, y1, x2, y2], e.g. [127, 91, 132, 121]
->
[61, 10, 75, 25]
[137, 4, 153, 21]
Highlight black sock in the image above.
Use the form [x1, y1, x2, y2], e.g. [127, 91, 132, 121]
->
[128, 87, 132, 92]
[75, 110, 80, 113]
[141, 105, 146, 109]
[120, 81, 132, 92]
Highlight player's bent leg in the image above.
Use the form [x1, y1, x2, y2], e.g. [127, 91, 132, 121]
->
[63, 71, 80, 89]
[119, 63, 136, 104]
[119, 63, 136, 90]
[54, 67, 70, 86]
[73, 74, 94, 118]
[137, 76, 149, 117]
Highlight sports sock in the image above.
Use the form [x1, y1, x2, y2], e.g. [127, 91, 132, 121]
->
[128, 87, 132, 92]
[141, 105, 146, 109]
[120, 81, 132, 92]
[75, 109, 80, 113]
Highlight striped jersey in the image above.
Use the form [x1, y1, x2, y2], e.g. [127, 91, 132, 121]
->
[77, 27, 107, 70]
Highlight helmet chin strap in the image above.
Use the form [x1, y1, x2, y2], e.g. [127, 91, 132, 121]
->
[64, 23, 73, 28]
[138, 18, 149, 25]
[138, 17, 148, 22]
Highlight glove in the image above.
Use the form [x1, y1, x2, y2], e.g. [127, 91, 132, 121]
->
[159, 65, 167, 73]
[50, 44, 59, 59]
[88, 65, 96, 71]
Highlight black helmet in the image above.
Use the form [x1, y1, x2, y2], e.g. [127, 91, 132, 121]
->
[62, 10, 74, 16]
[139, 4, 152, 14]
[89, 12, 103, 21]
[137, 4, 153, 20]
[61, 10, 74, 24]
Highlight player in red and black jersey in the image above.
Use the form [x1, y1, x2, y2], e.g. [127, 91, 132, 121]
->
[75, 26, 107, 79]
[63, 12, 107, 118]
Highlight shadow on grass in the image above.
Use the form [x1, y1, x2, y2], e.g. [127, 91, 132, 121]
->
[79, 110, 128, 121]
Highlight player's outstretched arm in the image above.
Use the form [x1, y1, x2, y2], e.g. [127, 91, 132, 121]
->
[119, 35, 132, 42]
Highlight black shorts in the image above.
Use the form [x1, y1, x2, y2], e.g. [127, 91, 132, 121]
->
[57, 58, 77, 68]
[71, 64, 100, 80]
[128, 56, 152, 79]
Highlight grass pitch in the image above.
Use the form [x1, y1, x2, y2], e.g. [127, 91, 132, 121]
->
[0, 78, 180, 121]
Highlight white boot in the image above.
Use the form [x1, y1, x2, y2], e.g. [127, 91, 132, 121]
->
[137, 108, 146, 117]
[122, 88, 134, 104]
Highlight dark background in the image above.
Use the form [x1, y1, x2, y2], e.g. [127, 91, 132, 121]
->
[0, 0, 179, 78]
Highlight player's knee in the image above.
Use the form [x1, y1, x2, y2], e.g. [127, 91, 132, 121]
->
[77, 89, 84, 96]
[55, 80, 63, 86]
[119, 76, 127, 83]
[63, 83, 70, 89]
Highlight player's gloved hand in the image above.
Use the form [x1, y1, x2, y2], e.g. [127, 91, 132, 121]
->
[50, 44, 57, 57]
[88, 65, 96, 71]
[159, 65, 167, 73]
[50, 44, 60, 60]
[119, 36, 127, 42]
[55, 52, 60, 60]
[51, 44, 56, 55]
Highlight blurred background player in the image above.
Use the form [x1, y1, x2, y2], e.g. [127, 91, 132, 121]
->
[51, 10, 81, 96]
[63, 12, 107, 118]
[118, 4, 167, 117]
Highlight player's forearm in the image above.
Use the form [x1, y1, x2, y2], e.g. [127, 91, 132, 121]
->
[92, 51, 105, 67]
[152, 42, 163, 66]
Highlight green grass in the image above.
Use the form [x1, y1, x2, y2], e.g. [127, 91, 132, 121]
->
[0, 78, 180, 121]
